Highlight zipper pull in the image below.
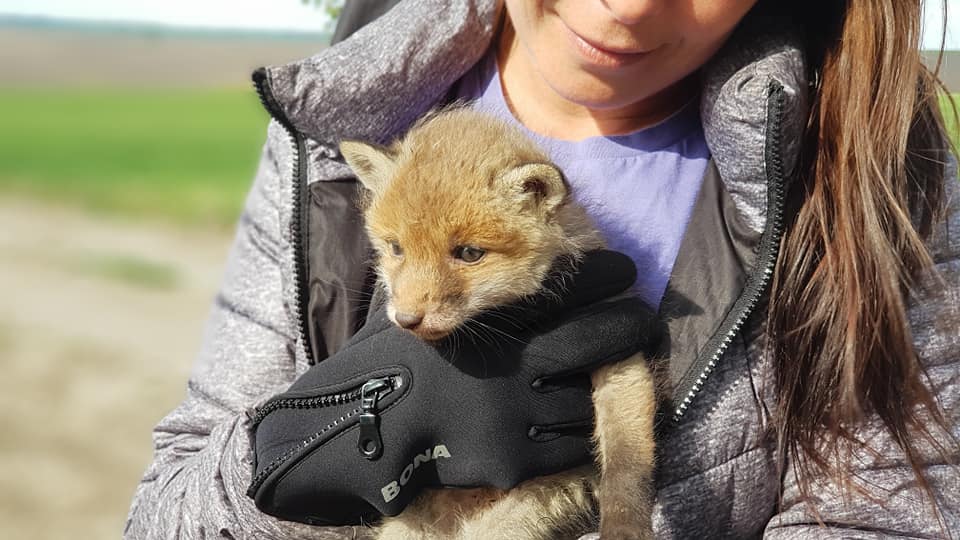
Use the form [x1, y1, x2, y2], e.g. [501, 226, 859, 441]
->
[357, 377, 393, 460]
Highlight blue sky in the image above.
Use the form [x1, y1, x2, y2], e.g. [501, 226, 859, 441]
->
[0, 0, 958, 49]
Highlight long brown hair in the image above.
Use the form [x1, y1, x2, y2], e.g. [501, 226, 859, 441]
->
[768, 0, 957, 524]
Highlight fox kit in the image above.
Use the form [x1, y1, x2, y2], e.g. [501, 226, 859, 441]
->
[340, 108, 657, 540]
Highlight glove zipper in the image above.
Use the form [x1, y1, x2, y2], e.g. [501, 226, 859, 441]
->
[357, 378, 394, 460]
[248, 375, 404, 497]
[250, 375, 403, 427]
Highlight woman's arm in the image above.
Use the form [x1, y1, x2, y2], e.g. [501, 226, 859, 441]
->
[764, 349, 959, 537]
[124, 121, 361, 539]
[764, 176, 960, 538]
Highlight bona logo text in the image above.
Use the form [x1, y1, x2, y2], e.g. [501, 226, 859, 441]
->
[381, 444, 451, 502]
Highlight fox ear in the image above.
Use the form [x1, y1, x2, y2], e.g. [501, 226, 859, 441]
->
[497, 162, 568, 215]
[339, 140, 396, 195]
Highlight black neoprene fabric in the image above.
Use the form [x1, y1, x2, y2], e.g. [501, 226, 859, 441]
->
[248, 250, 661, 526]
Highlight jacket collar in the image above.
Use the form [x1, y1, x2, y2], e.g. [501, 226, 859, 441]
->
[262, 0, 807, 237]
[263, 0, 500, 146]
[700, 8, 808, 235]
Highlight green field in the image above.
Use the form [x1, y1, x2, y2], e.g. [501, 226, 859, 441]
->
[942, 94, 960, 149]
[0, 89, 957, 229]
[0, 88, 269, 228]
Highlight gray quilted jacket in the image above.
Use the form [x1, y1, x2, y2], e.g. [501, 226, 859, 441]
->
[125, 1, 960, 538]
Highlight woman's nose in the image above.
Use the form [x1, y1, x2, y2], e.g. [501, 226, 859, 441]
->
[600, 0, 662, 25]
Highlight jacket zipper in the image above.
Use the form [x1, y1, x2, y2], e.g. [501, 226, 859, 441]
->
[247, 374, 402, 496]
[252, 68, 316, 365]
[672, 83, 788, 423]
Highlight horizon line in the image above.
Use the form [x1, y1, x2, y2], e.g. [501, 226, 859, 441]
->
[0, 13, 332, 41]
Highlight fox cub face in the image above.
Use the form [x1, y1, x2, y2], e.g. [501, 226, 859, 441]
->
[340, 109, 585, 341]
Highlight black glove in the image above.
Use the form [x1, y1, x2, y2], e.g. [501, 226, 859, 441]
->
[247, 250, 661, 526]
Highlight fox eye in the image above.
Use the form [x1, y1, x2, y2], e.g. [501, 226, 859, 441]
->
[389, 241, 403, 257]
[453, 246, 485, 264]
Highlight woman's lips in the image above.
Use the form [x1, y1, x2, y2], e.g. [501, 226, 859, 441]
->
[563, 23, 655, 69]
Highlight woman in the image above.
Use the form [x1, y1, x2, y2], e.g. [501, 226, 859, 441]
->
[126, 0, 959, 538]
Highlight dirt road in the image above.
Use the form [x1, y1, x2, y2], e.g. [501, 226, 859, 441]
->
[0, 197, 233, 539]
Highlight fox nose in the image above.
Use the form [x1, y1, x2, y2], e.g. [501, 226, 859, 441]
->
[394, 311, 424, 330]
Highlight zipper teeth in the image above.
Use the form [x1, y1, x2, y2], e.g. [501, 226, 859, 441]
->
[251, 69, 315, 365]
[250, 388, 363, 427]
[672, 83, 788, 423]
[247, 375, 399, 497]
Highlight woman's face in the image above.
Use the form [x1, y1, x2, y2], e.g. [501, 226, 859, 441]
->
[503, 0, 759, 111]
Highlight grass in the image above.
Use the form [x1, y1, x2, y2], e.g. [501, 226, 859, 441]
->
[69, 253, 180, 289]
[941, 93, 960, 150]
[0, 89, 956, 230]
[0, 88, 269, 229]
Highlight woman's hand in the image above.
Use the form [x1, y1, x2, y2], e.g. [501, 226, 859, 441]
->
[247, 250, 661, 525]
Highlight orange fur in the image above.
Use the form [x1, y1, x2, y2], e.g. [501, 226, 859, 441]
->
[341, 107, 656, 540]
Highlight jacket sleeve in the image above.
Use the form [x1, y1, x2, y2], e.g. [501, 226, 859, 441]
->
[124, 121, 364, 540]
[763, 175, 960, 538]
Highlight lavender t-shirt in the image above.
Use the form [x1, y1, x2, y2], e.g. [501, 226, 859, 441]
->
[456, 53, 710, 309]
